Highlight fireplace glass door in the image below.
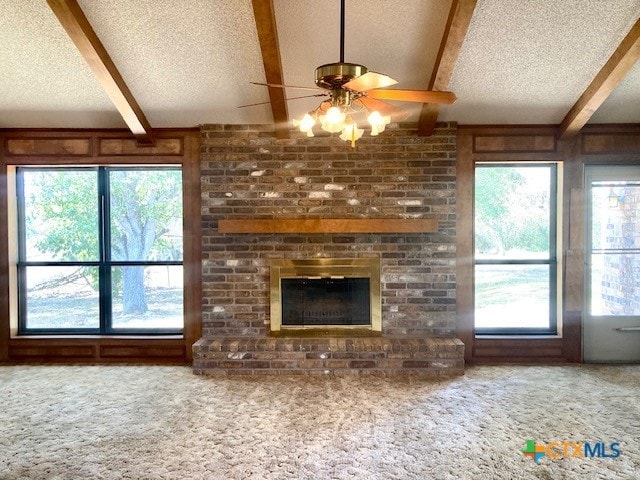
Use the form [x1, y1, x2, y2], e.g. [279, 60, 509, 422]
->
[269, 258, 382, 334]
[281, 277, 370, 326]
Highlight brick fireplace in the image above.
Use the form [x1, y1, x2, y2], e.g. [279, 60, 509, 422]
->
[193, 122, 464, 375]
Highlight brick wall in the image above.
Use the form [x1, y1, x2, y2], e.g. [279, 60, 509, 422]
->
[200, 122, 457, 338]
[599, 187, 640, 315]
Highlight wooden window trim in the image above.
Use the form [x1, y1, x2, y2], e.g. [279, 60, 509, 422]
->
[457, 125, 581, 363]
[457, 125, 640, 364]
[0, 129, 201, 363]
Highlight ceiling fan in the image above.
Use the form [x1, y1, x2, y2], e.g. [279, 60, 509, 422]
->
[247, 0, 457, 147]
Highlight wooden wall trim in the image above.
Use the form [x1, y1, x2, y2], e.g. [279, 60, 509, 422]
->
[473, 134, 557, 153]
[461, 126, 564, 162]
[471, 317, 582, 363]
[98, 138, 183, 156]
[182, 134, 202, 361]
[457, 124, 588, 363]
[0, 161, 9, 361]
[565, 189, 584, 313]
[580, 123, 640, 135]
[5, 137, 93, 156]
[455, 131, 474, 361]
[8, 337, 187, 363]
[558, 137, 582, 362]
[562, 310, 582, 363]
[0, 129, 196, 163]
[0, 129, 201, 364]
[582, 133, 640, 154]
[472, 152, 564, 162]
[579, 124, 640, 163]
[473, 337, 564, 359]
[458, 125, 559, 136]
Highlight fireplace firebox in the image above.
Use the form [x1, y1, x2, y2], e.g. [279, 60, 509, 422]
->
[270, 258, 381, 334]
[281, 277, 370, 326]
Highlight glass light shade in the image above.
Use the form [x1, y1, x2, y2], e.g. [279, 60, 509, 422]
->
[339, 118, 364, 147]
[367, 111, 391, 136]
[320, 106, 346, 133]
[293, 113, 316, 136]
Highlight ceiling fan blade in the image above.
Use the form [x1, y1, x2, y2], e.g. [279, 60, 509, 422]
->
[357, 97, 410, 120]
[343, 72, 398, 92]
[366, 89, 457, 104]
[238, 93, 328, 108]
[250, 82, 319, 91]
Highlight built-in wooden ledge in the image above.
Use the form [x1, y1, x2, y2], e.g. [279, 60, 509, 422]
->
[218, 218, 438, 234]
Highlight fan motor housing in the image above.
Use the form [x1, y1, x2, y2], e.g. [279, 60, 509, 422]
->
[315, 62, 367, 90]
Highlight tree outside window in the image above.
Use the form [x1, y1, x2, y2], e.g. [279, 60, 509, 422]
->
[18, 167, 183, 333]
[474, 164, 558, 334]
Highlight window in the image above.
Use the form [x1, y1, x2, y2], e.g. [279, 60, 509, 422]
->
[587, 167, 640, 316]
[17, 167, 183, 335]
[474, 163, 559, 334]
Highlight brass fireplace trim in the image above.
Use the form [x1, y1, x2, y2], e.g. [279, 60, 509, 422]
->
[269, 258, 382, 335]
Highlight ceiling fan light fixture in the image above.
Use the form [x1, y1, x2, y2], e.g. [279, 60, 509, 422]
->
[294, 102, 387, 146]
[293, 113, 316, 136]
[251, 0, 455, 147]
[291, 62, 392, 146]
[339, 115, 364, 148]
[320, 106, 346, 133]
[367, 110, 391, 136]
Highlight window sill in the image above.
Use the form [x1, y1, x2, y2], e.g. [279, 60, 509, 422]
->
[475, 334, 562, 339]
[11, 334, 184, 340]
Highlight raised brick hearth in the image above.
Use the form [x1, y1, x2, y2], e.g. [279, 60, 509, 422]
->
[193, 337, 464, 376]
[194, 122, 464, 376]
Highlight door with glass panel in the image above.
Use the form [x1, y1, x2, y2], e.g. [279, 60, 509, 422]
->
[474, 163, 559, 334]
[585, 166, 640, 363]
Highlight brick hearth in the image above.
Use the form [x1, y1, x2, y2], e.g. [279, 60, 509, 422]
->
[195, 122, 464, 376]
[193, 337, 464, 376]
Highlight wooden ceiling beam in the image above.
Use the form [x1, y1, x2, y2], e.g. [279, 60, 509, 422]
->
[251, 0, 289, 139]
[418, 0, 477, 136]
[47, 0, 154, 144]
[559, 17, 640, 140]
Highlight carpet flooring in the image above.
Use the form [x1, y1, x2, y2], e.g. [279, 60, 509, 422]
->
[0, 365, 638, 479]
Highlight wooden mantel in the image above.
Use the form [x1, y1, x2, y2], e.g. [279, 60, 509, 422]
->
[218, 218, 438, 234]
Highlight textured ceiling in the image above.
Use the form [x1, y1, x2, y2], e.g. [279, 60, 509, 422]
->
[0, 0, 119, 128]
[76, 0, 272, 127]
[440, 0, 640, 125]
[0, 0, 638, 130]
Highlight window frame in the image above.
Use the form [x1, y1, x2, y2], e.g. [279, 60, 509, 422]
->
[16, 165, 184, 336]
[474, 162, 560, 336]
